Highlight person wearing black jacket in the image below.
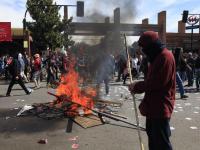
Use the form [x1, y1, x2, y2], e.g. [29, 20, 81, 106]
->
[174, 47, 190, 99]
[6, 53, 32, 96]
[195, 49, 200, 91]
[115, 54, 127, 82]
[186, 52, 195, 87]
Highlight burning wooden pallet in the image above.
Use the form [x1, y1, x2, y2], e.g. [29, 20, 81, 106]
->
[74, 114, 103, 128]
[17, 96, 145, 133]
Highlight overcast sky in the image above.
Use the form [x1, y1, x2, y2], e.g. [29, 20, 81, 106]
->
[0, 0, 199, 43]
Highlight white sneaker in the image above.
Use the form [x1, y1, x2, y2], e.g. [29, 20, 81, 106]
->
[27, 88, 34, 94]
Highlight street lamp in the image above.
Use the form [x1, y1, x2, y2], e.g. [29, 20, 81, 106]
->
[22, 9, 29, 55]
[182, 10, 200, 52]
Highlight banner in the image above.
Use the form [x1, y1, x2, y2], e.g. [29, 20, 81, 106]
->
[0, 22, 12, 42]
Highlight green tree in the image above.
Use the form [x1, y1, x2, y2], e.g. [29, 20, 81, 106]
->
[26, 0, 74, 51]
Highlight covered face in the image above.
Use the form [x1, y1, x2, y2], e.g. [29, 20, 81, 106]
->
[138, 31, 164, 63]
[34, 54, 40, 59]
[138, 31, 159, 49]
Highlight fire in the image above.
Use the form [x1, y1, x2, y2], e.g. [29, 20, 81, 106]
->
[56, 56, 96, 116]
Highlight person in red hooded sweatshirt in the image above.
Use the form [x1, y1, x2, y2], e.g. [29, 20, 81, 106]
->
[129, 31, 176, 150]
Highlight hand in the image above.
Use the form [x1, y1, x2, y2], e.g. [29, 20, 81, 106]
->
[15, 76, 19, 80]
[128, 82, 137, 93]
[139, 101, 147, 116]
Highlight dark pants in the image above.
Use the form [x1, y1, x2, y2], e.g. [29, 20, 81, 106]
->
[47, 71, 55, 85]
[146, 118, 173, 150]
[104, 77, 109, 94]
[195, 69, 200, 90]
[123, 73, 128, 84]
[6, 76, 29, 95]
[131, 68, 138, 78]
[186, 69, 193, 86]
[5, 67, 10, 80]
[116, 68, 124, 81]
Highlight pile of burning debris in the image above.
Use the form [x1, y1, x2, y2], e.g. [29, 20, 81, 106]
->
[17, 57, 145, 131]
[17, 91, 144, 132]
[17, 91, 125, 125]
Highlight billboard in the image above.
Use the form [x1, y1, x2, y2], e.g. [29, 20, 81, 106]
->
[0, 22, 12, 42]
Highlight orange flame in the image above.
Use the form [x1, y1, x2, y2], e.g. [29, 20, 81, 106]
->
[56, 56, 96, 115]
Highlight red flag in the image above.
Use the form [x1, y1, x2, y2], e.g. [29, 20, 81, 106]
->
[0, 22, 12, 42]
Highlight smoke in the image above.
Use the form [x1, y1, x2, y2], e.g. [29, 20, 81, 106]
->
[72, 0, 138, 76]
[75, 0, 137, 23]
[74, 0, 138, 45]
[83, 0, 137, 23]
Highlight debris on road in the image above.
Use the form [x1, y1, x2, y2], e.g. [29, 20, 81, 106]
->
[71, 143, 79, 149]
[37, 138, 48, 144]
[17, 105, 34, 116]
[5, 116, 10, 120]
[68, 136, 78, 141]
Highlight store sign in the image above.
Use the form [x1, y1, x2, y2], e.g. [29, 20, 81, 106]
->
[187, 15, 199, 25]
[0, 22, 12, 42]
[186, 25, 200, 30]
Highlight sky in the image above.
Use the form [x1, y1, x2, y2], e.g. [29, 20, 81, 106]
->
[0, 0, 199, 43]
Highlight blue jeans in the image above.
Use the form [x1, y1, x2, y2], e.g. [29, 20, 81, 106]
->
[176, 72, 185, 96]
[195, 69, 200, 90]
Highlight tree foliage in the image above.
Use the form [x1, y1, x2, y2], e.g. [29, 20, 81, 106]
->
[26, 0, 74, 51]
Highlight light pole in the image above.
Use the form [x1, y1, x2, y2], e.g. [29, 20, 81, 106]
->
[182, 10, 200, 52]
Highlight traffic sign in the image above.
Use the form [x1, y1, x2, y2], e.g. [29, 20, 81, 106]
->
[186, 25, 200, 30]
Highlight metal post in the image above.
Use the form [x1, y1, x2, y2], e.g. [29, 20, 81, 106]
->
[66, 117, 74, 133]
[23, 9, 31, 57]
[64, 6, 69, 49]
[64, 5, 68, 20]
[199, 14, 200, 33]
[124, 34, 145, 150]
[191, 26, 193, 52]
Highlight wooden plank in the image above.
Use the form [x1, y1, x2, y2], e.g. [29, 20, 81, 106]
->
[73, 114, 103, 128]
[95, 99, 122, 106]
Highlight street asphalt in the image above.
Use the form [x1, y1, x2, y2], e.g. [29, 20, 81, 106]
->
[0, 79, 199, 150]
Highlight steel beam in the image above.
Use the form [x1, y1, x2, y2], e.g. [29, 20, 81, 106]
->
[70, 22, 161, 36]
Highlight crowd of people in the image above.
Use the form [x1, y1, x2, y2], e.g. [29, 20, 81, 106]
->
[0, 50, 70, 96]
[1, 45, 200, 98]
[173, 47, 200, 98]
[114, 47, 200, 99]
